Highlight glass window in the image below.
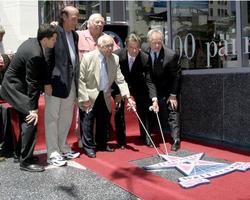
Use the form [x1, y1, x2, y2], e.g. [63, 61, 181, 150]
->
[171, 1, 237, 69]
[126, 1, 168, 43]
[242, 1, 250, 67]
[210, 8, 213, 16]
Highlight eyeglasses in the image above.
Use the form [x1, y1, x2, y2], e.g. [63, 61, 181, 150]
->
[102, 44, 114, 49]
[150, 41, 163, 46]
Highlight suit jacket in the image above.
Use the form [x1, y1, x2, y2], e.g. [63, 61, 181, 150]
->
[142, 43, 181, 99]
[112, 48, 156, 99]
[0, 38, 46, 114]
[78, 49, 130, 112]
[45, 25, 79, 98]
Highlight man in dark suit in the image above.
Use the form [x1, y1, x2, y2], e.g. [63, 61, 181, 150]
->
[0, 24, 57, 172]
[142, 29, 182, 151]
[112, 33, 158, 148]
[78, 34, 135, 158]
[44, 6, 80, 167]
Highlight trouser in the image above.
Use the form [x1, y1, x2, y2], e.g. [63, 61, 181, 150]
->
[45, 82, 76, 158]
[80, 92, 111, 153]
[114, 94, 151, 144]
[0, 105, 10, 155]
[114, 101, 126, 146]
[158, 98, 180, 141]
[16, 112, 37, 164]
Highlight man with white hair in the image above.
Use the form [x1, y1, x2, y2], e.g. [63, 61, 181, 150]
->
[77, 13, 119, 60]
[78, 34, 134, 158]
[142, 29, 181, 151]
[76, 13, 119, 149]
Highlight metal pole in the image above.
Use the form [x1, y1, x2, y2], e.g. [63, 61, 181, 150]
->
[128, 104, 162, 158]
[155, 112, 168, 155]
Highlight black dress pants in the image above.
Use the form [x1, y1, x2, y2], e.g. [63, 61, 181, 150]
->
[157, 98, 180, 140]
[15, 112, 37, 163]
[114, 93, 151, 144]
[80, 92, 111, 153]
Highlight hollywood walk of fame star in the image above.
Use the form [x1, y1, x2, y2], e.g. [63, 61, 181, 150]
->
[144, 153, 225, 176]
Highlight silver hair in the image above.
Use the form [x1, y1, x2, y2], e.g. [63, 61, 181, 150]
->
[87, 13, 104, 28]
[147, 29, 164, 42]
[125, 33, 141, 46]
[97, 34, 113, 47]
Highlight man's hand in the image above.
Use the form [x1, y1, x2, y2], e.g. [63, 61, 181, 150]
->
[44, 85, 52, 96]
[50, 21, 58, 26]
[151, 100, 159, 113]
[26, 110, 38, 126]
[126, 96, 136, 111]
[167, 95, 178, 110]
[114, 94, 123, 104]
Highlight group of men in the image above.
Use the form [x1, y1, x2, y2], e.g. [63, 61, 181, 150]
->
[0, 5, 181, 173]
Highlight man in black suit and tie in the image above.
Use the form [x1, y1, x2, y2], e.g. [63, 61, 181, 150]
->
[112, 33, 159, 148]
[142, 29, 181, 151]
[0, 24, 57, 172]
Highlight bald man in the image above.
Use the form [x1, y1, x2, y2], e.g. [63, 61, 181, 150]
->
[44, 6, 80, 166]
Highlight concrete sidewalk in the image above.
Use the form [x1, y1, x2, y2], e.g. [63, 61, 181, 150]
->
[0, 151, 139, 200]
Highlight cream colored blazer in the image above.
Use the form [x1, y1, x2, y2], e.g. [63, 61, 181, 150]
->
[78, 49, 130, 112]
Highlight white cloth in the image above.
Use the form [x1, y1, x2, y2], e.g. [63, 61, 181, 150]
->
[65, 31, 76, 69]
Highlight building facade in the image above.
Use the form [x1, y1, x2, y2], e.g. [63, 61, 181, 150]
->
[40, 1, 250, 152]
[1, 1, 249, 151]
[0, 0, 39, 52]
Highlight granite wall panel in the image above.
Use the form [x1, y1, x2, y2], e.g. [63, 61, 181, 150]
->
[181, 70, 250, 152]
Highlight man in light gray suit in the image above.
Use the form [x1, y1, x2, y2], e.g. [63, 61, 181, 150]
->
[78, 35, 135, 158]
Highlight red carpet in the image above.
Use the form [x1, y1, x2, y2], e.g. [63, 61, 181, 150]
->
[34, 96, 250, 200]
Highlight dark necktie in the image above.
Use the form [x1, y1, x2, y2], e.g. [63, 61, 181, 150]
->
[154, 52, 158, 67]
[153, 52, 158, 74]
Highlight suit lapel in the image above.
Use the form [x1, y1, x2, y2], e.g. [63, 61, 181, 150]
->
[93, 52, 100, 86]
[162, 46, 171, 67]
[106, 57, 113, 84]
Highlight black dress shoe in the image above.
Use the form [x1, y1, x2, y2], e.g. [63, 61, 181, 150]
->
[105, 145, 115, 152]
[97, 145, 115, 152]
[171, 140, 180, 151]
[119, 145, 125, 150]
[20, 162, 45, 172]
[86, 151, 96, 158]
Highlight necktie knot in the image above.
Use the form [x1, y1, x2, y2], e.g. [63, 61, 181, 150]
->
[102, 57, 107, 66]
[154, 52, 157, 61]
[129, 57, 134, 71]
